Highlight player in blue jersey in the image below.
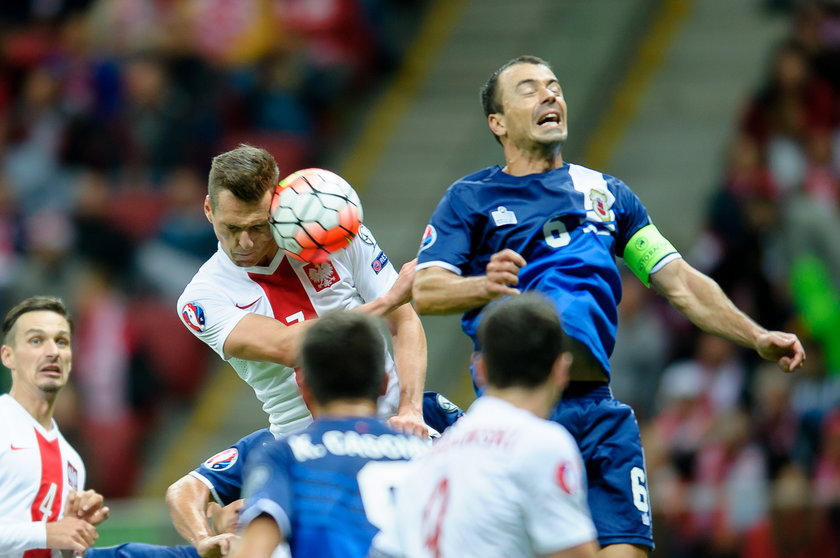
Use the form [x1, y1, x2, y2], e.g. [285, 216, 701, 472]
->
[232, 311, 428, 558]
[411, 55, 806, 558]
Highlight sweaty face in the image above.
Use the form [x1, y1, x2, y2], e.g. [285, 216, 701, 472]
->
[206, 189, 278, 268]
[492, 63, 568, 149]
[1, 311, 72, 395]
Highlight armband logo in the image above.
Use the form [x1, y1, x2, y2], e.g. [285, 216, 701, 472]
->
[419, 224, 437, 252]
[204, 448, 239, 471]
[181, 302, 206, 333]
[634, 236, 648, 251]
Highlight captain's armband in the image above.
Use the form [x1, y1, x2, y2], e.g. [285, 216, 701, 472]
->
[623, 225, 678, 287]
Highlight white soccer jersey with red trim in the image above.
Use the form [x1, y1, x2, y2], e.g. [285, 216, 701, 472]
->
[0, 394, 85, 558]
[178, 225, 401, 438]
[376, 396, 597, 558]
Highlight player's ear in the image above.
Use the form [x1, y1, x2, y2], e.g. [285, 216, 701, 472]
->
[552, 352, 572, 391]
[473, 353, 488, 388]
[1, 344, 13, 370]
[488, 113, 506, 139]
[204, 195, 213, 223]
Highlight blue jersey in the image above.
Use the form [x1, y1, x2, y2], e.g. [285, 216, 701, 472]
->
[417, 163, 658, 376]
[422, 391, 463, 434]
[191, 428, 274, 505]
[86, 544, 198, 558]
[240, 417, 427, 558]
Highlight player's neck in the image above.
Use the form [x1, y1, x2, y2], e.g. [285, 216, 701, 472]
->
[501, 144, 564, 177]
[9, 385, 57, 429]
[314, 399, 378, 419]
[484, 386, 554, 419]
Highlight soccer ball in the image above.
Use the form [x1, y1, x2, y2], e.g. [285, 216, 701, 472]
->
[269, 168, 364, 263]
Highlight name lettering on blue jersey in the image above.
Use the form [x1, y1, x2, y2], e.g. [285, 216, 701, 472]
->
[321, 430, 427, 459]
[287, 434, 327, 462]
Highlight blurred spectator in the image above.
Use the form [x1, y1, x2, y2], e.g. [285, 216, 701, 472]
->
[741, 463, 838, 558]
[610, 270, 670, 420]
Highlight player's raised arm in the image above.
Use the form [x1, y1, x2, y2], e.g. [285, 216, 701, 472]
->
[413, 249, 527, 315]
[223, 258, 419, 368]
[650, 258, 805, 372]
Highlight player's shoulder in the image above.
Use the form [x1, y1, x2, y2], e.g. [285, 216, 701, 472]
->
[568, 162, 627, 188]
[447, 166, 502, 193]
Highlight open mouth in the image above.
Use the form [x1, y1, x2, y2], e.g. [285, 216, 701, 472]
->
[537, 112, 561, 127]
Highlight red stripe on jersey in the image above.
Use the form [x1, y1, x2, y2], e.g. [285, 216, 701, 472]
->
[25, 429, 64, 558]
[248, 257, 317, 325]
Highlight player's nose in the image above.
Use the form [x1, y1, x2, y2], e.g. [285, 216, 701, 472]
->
[238, 231, 254, 250]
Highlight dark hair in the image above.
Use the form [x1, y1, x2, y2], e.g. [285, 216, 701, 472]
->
[300, 312, 385, 405]
[480, 55, 553, 118]
[207, 144, 279, 210]
[2, 296, 72, 343]
[477, 294, 564, 389]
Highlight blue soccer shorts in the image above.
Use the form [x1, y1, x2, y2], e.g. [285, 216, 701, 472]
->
[550, 383, 654, 550]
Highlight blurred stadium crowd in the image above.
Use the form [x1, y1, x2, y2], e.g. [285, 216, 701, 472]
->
[3, 0, 840, 556]
[0, 0, 428, 499]
[615, 2, 840, 556]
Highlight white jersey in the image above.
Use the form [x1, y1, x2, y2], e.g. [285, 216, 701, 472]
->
[178, 225, 401, 438]
[375, 396, 596, 558]
[0, 394, 86, 558]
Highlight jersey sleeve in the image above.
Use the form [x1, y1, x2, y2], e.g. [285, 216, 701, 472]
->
[190, 429, 272, 506]
[239, 441, 294, 537]
[0, 523, 46, 554]
[607, 176, 654, 258]
[177, 280, 248, 360]
[520, 428, 597, 554]
[344, 224, 399, 302]
[416, 185, 477, 275]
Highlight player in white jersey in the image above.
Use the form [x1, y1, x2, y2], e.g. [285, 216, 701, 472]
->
[177, 145, 428, 439]
[0, 296, 109, 558]
[373, 295, 598, 558]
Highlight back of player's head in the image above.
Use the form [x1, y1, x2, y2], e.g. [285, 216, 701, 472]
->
[2, 296, 72, 344]
[207, 144, 280, 210]
[300, 311, 385, 405]
[477, 294, 564, 389]
[481, 55, 553, 118]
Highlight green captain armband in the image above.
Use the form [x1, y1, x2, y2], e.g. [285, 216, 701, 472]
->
[623, 224, 678, 287]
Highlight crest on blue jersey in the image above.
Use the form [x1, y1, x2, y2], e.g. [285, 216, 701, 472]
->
[181, 302, 206, 333]
[419, 224, 436, 252]
[371, 251, 389, 274]
[491, 206, 517, 226]
[203, 448, 239, 471]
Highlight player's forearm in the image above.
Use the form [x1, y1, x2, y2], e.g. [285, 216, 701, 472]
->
[388, 306, 427, 414]
[654, 261, 765, 349]
[224, 313, 313, 367]
[166, 476, 215, 546]
[0, 522, 46, 553]
[413, 269, 493, 315]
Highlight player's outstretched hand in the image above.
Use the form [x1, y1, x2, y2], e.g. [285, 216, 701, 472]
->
[45, 516, 97, 552]
[196, 533, 240, 558]
[387, 409, 429, 438]
[756, 331, 806, 373]
[64, 489, 110, 526]
[385, 259, 417, 310]
[484, 249, 526, 298]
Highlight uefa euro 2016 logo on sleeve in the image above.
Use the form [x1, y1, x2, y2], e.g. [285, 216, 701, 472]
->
[181, 302, 206, 333]
[204, 448, 239, 471]
[420, 225, 437, 252]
